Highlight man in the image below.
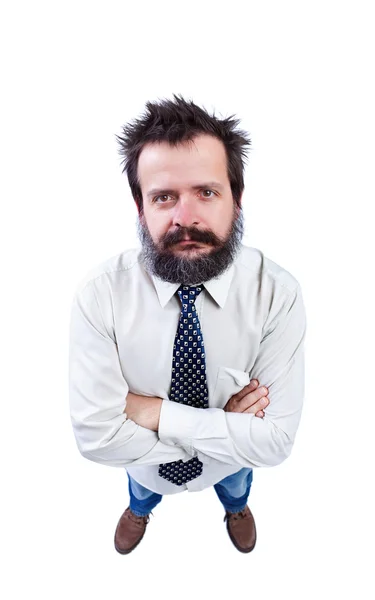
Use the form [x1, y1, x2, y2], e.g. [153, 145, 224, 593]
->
[68, 93, 307, 555]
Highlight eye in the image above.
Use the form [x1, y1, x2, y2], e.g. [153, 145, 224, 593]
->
[201, 189, 216, 198]
[153, 194, 172, 203]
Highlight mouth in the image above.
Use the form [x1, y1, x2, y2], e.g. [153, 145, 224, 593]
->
[174, 240, 207, 249]
[178, 240, 201, 246]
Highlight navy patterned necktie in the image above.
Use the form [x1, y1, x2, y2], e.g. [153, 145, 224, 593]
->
[158, 284, 209, 486]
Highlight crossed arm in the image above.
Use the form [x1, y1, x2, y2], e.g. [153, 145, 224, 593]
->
[69, 280, 306, 469]
[123, 393, 163, 432]
[124, 379, 270, 432]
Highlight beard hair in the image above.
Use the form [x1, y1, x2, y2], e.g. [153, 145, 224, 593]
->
[136, 203, 245, 285]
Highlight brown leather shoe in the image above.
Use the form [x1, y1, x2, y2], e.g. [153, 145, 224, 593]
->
[114, 507, 152, 554]
[224, 505, 257, 553]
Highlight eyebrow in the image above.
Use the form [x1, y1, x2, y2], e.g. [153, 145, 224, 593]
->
[146, 181, 224, 198]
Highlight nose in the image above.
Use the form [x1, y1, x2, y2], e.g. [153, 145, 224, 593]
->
[172, 197, 200, 228]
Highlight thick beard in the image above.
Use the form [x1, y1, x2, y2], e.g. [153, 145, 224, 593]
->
[136, 204, 245, 285]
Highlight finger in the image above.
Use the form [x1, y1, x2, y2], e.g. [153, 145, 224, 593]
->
[237, 387, 269, 412]
[244, 408, 265, 417]
[233, 379, 259, 401]
[242, 396, 269, 414]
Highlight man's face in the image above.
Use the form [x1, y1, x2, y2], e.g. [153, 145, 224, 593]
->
[136, 133, 244, 285]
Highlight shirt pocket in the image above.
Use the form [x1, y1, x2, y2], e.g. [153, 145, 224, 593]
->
[211, 366, 251, 409]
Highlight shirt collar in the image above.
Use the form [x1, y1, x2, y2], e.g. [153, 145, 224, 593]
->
[148, 251, 239, 309]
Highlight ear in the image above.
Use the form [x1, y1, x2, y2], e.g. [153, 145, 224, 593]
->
[234, 193, 243, 214]
[134, 197, 142, 215]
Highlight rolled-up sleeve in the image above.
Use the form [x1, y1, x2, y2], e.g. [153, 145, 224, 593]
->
[158, 284, 307, 468]
[68, 281, 192, 468]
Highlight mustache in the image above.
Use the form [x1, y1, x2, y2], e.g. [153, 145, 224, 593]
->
[136, 207, 245, 285]
[163, 228, 220, 248]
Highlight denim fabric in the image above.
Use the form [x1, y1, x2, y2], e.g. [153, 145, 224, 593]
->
[127, 467, 253, 516]
[213, 467, 253, 513]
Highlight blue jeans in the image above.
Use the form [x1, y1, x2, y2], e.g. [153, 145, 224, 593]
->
[127, 468, 253, 517]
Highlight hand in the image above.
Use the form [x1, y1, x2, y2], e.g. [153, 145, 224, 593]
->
[223, 379, 269, 418]
[124, 392, 163, 432]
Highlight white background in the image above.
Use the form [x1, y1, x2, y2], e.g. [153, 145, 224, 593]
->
[1, 1, 374, 598]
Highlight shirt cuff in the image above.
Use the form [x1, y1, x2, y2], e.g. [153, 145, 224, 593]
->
[158, 399, 227, 454]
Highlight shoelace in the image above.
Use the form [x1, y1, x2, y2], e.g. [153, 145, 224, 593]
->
[224, 508, 249, 522]
[129, 510, 153, 525]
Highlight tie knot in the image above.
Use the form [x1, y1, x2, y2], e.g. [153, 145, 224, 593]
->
[177, 285, 203, 311]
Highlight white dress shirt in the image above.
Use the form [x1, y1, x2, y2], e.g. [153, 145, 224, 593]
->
[69, 243, 307, 495]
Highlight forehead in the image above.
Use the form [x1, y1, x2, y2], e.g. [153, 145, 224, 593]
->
[137, 134, 229, 190]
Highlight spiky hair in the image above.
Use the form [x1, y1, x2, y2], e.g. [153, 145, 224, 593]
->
[116, 93, 251, 212]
